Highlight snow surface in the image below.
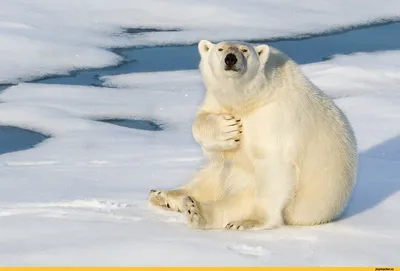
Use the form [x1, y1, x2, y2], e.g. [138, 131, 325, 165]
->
[1, 50, 400, 265]
[1, 0, 400, 266]
[1, 0, 400, 83]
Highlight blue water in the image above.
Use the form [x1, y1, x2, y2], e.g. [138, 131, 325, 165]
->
[0, 84, 13, 93]
[1, 21, 400, 155]
[0, 126, 48, 155]
[36, 22, 400, 86]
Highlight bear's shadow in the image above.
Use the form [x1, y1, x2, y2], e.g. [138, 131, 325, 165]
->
[342, 135, 400, 218]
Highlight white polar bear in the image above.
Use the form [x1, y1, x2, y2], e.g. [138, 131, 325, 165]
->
[150, 40, 358, 230]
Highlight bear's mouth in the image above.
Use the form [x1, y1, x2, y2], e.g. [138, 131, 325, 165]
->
[224, 66, 240, 72]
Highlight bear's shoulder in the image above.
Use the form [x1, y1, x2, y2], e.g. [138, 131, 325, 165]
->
[264, 47, 293, 71]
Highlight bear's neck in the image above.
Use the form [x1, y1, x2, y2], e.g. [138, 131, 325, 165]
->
[206, 76, 274, 116]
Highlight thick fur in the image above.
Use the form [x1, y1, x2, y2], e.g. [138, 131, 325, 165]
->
[150, 40, 358, 230]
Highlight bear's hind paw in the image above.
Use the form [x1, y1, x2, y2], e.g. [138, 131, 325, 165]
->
[149, 189, 181, 212]
[182, 196, 208, 229]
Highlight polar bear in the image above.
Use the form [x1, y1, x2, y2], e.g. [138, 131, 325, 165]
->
[149, 40, 358, 230]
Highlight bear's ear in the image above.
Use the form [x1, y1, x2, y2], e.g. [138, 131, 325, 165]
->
[198, 40, 214, 56]
[255, 44, 270, 62]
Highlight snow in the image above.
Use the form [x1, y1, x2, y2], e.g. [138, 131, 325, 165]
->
[1, 0, 400, 83]
[1, 0, 400, 266]
[1, 49, 400, 265]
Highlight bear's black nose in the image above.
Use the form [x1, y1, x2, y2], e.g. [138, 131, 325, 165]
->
[225, 53, 237, 66]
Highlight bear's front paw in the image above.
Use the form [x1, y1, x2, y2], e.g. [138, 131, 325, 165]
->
[205, 114, 242, 151]
[182, 196, 208, 229]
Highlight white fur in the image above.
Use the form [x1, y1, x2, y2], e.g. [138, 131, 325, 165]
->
[150, 40, 358, 230]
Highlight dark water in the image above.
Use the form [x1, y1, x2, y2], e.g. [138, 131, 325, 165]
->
[35, 22, 400, 86]
[0, 84, 14, 93]
[0, 126, 49, 155]
[1, 21, 400, 155]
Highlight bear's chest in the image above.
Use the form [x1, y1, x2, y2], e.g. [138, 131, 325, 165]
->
[235, 103, 299, 161]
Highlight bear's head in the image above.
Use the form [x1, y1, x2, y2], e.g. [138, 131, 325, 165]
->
[198, 40, 269, 85]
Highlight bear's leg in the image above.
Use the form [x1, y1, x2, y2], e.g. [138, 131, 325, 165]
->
[149, 162, 223, 212]
[183, 164, 225, 203]
[149, 188, 187, 212]
[253, 159, 294, 229]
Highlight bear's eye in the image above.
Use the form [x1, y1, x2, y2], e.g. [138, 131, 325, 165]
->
[241, 48, 248, 53]
[218, 48, 223, 51]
